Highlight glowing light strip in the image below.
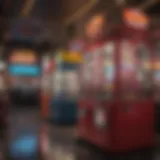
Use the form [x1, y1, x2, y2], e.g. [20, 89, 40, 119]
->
[64, 0, 99, 25]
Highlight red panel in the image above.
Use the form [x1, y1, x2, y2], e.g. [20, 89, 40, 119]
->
[110, 100, 154, 151]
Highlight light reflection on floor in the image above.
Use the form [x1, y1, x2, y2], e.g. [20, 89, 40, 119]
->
[1, 107, 160, 160]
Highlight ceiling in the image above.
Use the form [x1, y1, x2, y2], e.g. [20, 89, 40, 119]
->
[0, 0, 159, 44]
[0, 0, 61, 20]
[0, 0, 159, 22]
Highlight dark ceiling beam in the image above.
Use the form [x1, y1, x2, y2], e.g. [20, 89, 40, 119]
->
[2, 0, 12, 15]
[115, 0, 160, 11]
[138, 0, 159, 10]
[62, 0, 99, 26]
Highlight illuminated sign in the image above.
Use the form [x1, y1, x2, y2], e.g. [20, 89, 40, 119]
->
[9, 49, 37, 64]
[9, 64, 40, 76]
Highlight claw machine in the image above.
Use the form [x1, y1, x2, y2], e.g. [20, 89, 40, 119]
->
[77, 8, 154, 152]
[51, 47, 82, 124]
[8, 48, 41, 106]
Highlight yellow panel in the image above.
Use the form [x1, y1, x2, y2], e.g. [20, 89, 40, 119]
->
[61, 51, 82, 63]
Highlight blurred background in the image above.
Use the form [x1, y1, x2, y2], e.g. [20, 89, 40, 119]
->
[0, 0, 159, 160]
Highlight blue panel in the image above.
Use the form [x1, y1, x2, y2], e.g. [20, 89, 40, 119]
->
[60, 63, 79, 70]
[9, 64, 40, 76]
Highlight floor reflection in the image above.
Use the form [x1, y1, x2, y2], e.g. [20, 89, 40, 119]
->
[0, 107, 159, 160]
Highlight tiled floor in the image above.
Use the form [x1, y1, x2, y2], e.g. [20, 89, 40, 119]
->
[1, 107, 160, 160]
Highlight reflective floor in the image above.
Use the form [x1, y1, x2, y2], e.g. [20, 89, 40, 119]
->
[0, 107, 160, 160]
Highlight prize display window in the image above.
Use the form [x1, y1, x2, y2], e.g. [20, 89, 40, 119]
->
[120, 40, 152, 100]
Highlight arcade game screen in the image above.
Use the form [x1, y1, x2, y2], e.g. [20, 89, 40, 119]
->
[8, 49, 40, 91]
[8, 64, 40, 76]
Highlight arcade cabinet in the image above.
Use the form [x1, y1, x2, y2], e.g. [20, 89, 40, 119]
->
[7, 46, 41, 106]
[5, 44, 41, 160]
[50, 49, 81, 124]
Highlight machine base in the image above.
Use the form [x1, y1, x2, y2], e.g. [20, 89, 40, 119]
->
[47, 118, 77, 126]
[76, 138, 155, 154]
[155, 103, 160, 133]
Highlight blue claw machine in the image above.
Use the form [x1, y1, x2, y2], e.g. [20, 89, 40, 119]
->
[50, 48, 82, 125]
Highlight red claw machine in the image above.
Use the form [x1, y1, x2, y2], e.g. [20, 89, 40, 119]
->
[77, 9, 154, 152]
